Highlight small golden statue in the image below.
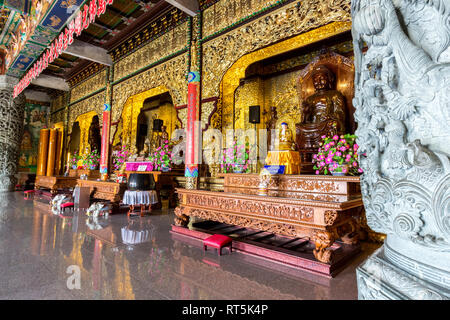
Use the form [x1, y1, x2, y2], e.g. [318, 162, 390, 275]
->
[278, 122, 295, 151]
[159, 125, 169, 146]
[265, 122, 301, 174]
[258, 168, 272, 196]
[150, 132, 160, 152]
[139, 138, 150, 157]
[128, 145, 138, 161]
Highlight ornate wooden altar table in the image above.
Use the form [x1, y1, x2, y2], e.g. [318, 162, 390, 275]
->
[221, 173, 360, 202]
[124, 170, 182, 208]
[175, 174, 363, 264]
[76, 179, 126, 207]
[35, 175, 78, 194]
[69, 169, 100, 179]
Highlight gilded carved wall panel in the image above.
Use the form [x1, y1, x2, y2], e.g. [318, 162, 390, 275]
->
[68, 91, 105, 135]
[70, 69, 107, 104]
[177, 107, 187, 129]
[113, 22, 189, 82]
[200, 101, 216, 129]
[50, 109, 66, 125]
[263, 71, 303, 133]
[111, 53, 188, 124]
[202, 0, 351, 100]
[75, 111, 98, 154]
[50, 93, 68, 113]
[202, 0, 280, 39]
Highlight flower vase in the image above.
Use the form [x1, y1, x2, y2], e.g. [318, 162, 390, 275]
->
[233, 165, 245, 173]
[332, 164, 348, 176]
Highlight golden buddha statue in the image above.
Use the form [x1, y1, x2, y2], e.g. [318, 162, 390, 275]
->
[278, 122, 295, 151]
[159, 125, 169, 146]
[296, 65, 346, 169]
[265, 122, 301, 174]
[139, 138, 150, 157]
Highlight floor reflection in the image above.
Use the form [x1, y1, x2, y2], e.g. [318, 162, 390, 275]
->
[0, 193, 379, 299]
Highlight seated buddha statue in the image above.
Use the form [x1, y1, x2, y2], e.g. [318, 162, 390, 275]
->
[265, 122, 300, 174]
[296, 65, 346, 166]
[278, 122, 295, 151]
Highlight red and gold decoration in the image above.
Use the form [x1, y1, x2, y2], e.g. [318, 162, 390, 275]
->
[185, 71, 201, 188]
[13, 0, 115, 98]
[100, 103, 111, 180]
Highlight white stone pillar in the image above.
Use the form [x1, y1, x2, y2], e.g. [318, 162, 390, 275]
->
[0, 75, 25, 192]
[352, 0, 450, 299]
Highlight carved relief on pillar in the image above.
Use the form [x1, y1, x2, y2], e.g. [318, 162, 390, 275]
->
[0, 83, 25, 191]
[352, 0, 450, 292]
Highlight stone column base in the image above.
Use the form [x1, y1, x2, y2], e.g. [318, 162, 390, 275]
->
[356, 245, 449, 300]
[0, 175, 17, 192]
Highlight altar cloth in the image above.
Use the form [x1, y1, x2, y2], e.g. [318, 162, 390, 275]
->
[122, 190, 158, 206]
[264, 151, 301, 175]
[125, 162, 154, 172]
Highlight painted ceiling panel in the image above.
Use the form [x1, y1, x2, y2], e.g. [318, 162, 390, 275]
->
[5, 0, 85, 77]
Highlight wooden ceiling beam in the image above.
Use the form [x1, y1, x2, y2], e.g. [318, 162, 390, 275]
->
[63, 39, 113, 66]
[164, 0, 198, 16]
[32, 74, 70, 91]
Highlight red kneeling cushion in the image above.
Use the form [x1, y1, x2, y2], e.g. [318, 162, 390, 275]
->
[203, 234, 232, 249]
[60, 202, 74, 208]
[24, 190, 35, 194]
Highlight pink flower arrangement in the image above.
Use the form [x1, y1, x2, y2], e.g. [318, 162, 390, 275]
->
[69, 150, 80, 168]
[313, 133, 363, 175]
[148, 140, 173, 171]
[112, 145, 129, 171]
[221, 140, 250, 173]
[81, 147, 100, 170]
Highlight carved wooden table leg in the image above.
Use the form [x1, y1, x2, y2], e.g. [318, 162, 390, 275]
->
[154, 183, 163, 209]
[128, 204, 135, 217]
[339, 219, 360, 245]
[174, 206, 190, 227]
[312, 230, 335, 264]
[169, 179, 178, 208]
[169, 188, 177, 208]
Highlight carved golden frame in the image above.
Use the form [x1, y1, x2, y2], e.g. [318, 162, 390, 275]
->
[74, 111, 99, 155]
[117, 85, 176, 148]
[297, 51, 355, 132]
[218, 21, 352, 135]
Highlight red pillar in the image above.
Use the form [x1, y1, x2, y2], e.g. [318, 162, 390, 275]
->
[185, 71, 201, 188]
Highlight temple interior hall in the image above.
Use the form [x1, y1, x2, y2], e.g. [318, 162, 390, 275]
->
[0, 0, 448, 301]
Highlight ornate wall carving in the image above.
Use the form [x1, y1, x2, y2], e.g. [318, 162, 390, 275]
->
[68, 91, 105, 135]
[0, 78, 25, 191]
[113, 22, 189, 82]
[50, 109, 66, 125]
[201, 0, 351, 100]
[111, 53, 188, 124]
[70, 69, 107, 103]
[352, 0, 450, 293]
[177, 107, 187, 129]
[202, 0, 280, 39]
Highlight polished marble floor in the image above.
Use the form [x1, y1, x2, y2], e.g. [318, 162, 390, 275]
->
[0, 192, 379, 300]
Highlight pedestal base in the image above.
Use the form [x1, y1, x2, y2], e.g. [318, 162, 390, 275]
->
[356, 245, 449, 300]
[0, 174, 17, 192]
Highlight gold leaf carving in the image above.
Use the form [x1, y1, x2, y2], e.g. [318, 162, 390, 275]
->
[113, 22, 188, 82]
[111, 54, 188, 124]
